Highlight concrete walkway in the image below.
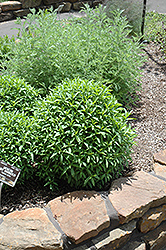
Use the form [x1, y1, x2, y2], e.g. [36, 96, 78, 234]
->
[0, 11, 86, 38]
[148, 0, 166, 13]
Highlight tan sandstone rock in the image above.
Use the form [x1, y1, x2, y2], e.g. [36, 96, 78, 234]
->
[13, 8, 31, 17]
[154, 149, 166, 165]
[92, 220, 137, 250]
[47, 190, 110, 244]
[108, 171, 166, 224]
[137, 204, 166, 233]
[0, 1, 21, 12]
[153, 162, 166, 179]
[0, 208, 62, 250]
[142, 221, 166, 250]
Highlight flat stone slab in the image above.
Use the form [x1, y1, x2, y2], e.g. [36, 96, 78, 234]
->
[0, 1, 21, 12]
[13, 8, 31, 17]
[108, 171, 166, 224]
[47, 191, 110, 244]
[142, 221, 166, 250]
[92, 219, 137, 250]
[137, 204, 166, 233]
[153, 162, 166, 179]
[0, 208, 62, 250]
[154, 149, 166, 165]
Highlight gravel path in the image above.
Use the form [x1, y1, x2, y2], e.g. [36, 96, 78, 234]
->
[1, 42, 166, 215]
[129, 42, 166, 172]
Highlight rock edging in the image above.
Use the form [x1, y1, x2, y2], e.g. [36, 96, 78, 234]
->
[0, 149, 166, 249]
[0, 0, 102, 22]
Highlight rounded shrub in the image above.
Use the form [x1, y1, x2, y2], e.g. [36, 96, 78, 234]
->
[29, 78, 136, 189]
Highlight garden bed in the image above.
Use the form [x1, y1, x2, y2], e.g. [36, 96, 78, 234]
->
[1, 41, 165, 215]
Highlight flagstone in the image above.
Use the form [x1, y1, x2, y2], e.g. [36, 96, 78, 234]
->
[0, 208, 62, 250]
[137, 204, 166, 233]
[153, 162, 166, 179]
[92, 219, 137, 249]
[0, 1, 21, 12]
[154, 149, 166, 165]
[108, 171, 166, 224]
[46, 190, 110, 244]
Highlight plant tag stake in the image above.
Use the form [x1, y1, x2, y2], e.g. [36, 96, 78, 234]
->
[0, 160, 21, 209]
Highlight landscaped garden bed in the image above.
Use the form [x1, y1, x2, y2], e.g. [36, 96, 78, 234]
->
[0, 1, 165, 217]
[0, 2, 166, 249]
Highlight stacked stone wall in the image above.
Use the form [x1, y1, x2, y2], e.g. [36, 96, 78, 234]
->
[0, 0, 102, 22]
[0, 148, 166, 249]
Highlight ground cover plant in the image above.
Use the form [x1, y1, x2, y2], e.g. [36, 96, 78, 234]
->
[0, 6, 145, 190]
[145, 11, 166, 54]
[2, 5, 144, 104]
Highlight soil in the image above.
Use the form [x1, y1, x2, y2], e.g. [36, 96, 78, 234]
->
[1, 42, 166, 215]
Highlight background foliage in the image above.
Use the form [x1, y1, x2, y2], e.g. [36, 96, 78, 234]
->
[2, 6, 144, 104]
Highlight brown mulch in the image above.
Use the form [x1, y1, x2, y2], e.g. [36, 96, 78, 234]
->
[1, 42, 166, 215]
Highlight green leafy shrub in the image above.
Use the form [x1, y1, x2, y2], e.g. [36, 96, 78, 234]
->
[0, 78, 136, 189]
[103, 0, 143, 35]
[2, 6, 144, 104]
[145, 11, 166, 53]
[0, 35, 14, 68]
[28, 78, 136, 189]
[0, 75, 39, 113]
[0, 110, 36, 182]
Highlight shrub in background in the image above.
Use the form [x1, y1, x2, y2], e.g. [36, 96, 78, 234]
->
[2, 6, 144, 104]
[103, 0, 143, 35]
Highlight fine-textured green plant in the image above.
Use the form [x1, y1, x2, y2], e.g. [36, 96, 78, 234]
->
[0, 75, 40, 113]
[103, 0, 143, 35]
[145, 11, 166, 53]
[0, 35, 14, 67]
[2, 5, 144, 104]
[0, 78, 136, 190]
